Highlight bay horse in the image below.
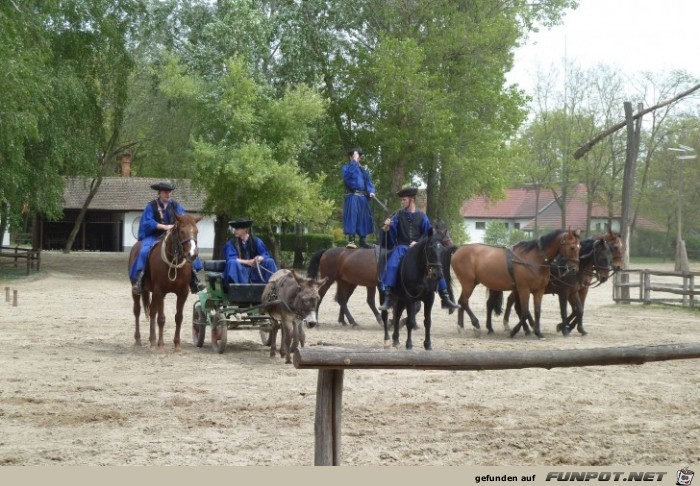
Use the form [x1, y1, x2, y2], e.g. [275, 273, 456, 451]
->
[261, 269, 328, 364]
[383, 227, 445, 350]
[127, 213, 202, 351]
[493, 233, 616, 337]
[451, 228, 581, 339]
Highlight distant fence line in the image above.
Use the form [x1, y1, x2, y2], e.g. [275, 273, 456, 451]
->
[0, 246, 41, 275]
[613, 269, 699, 308]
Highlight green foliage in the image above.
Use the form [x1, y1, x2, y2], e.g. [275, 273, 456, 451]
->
[483, 221, 527, 247]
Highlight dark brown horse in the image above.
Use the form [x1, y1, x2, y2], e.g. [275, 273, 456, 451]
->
[494, 232, 618, 337]
[451, 228, 581, 339]
[307, 246, 386, 327]
[128, 213, 202, 351]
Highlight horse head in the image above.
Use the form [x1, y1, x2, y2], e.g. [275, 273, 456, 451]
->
[433, 220, 454, 248]
[420, 227, 445, 283]
[593, 239, 614, 283]
[290, 270, 328, 329]
[555, 228, 581, 273]
[173, 213, 202, 263]
[603, 231, 624, 271]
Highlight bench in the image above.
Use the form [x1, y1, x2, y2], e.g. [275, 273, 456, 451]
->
[202, 259, 266, 305]
[293, 343, 700, 466]
[0, 246, 41, 275]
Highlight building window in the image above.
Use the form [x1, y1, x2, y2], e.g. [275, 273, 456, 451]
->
[475, 222, 486, 230]
[504, 222, 509, 229]
[514, 222, 520, 230]
[595, 222, 602, 231]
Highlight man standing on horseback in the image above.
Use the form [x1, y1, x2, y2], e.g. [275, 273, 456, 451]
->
[130, 181, 205, 295]
[342, 147, 377, 249]
[378, 187, 459, 311]
[223, 218, 278, 284]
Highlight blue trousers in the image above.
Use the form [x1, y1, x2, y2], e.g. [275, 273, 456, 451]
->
[343, 194, 374, 237]
[225, 257, 278, 284]
[381, 246, 447, 292]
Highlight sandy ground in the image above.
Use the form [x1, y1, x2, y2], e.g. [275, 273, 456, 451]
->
[0, 251, 699, 466]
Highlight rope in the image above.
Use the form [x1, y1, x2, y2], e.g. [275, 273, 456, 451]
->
[160, 228, 187, 281]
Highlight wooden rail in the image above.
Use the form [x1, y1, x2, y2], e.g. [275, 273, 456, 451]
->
[613, 269, 699, 307]
[0, 246, 41, 275]
[294, 343, 700, 466]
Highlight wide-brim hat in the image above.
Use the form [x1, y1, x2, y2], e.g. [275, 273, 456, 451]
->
[347, 147, 363, 156]
[396, 187, 418, 198]
[228, 218, 253, 229]
[150, 181, 175, 192]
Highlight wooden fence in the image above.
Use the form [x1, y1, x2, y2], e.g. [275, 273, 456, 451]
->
[613, 269, 699, 308]
[0, 246, 42, 275]
[293, 344, 700, 466]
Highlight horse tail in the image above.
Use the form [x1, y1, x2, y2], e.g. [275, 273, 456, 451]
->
[486, 289, 503, 316]
[141, 293, 150, 319]
[307, 249, 327, 279]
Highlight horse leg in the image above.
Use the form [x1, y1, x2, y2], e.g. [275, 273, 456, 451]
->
[151, 293, 165, 350]
[457, 287, 481, 337]
[558, 291, 570, 337]
[575, 288, 589, 335]
[173, 292, 186, 351]
[132, 293, 142, 346]
[503, 291, 515, 332]
[379, 289, 388, 329]
[510, 292, 530, 338]
[531, 292, 545, 339]
[367, 286, 383, 326]
[335, 281, 357, 327]
[405, 301, 416, 350]
[391, 303, 406, 348]
[423, 296, 434, 351]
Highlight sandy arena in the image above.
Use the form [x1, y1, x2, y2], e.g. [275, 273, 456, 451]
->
[0, 251, 699, 465]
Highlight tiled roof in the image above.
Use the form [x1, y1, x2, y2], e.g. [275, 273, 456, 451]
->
[62, 177, 207, 212]
[462, 184, 665, 232]
[461, 187, 555, 219]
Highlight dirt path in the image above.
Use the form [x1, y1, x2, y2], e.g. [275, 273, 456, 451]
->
[1, 252, 699, 465]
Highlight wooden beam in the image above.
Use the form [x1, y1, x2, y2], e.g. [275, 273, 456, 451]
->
[294, 343, 700, 371]
[574, 83, 700, 159]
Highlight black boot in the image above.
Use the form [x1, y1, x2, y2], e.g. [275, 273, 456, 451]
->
[190, 271, 206, 294]
[346, 235, 357, 249]
[132, 271, 144, 295]
[439, 289, 460, 311]
[359, 237, 372, 249]
[378, 289, 395, 311]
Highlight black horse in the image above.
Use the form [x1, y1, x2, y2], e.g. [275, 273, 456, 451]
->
[383, 227, 446, 350]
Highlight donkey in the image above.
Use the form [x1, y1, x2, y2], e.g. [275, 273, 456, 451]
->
[261, 269, 328, 364]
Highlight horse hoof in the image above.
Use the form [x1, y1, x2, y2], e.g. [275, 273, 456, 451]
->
[405, 343, 413, 350]
[487, 329, 494, 335]
[384, 339, 392, 349]
[473, 329, 481, 339]
[424, 343, 432, 351]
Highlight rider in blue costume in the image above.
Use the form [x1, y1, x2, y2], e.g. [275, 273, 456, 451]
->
[223, 218, 278, 284]
[130, 181, 204, 295]
[378, 187, 459, 311]
[342, 147, 377, 249]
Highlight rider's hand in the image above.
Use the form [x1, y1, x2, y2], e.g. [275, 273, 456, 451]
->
[369, 193, 376, 199]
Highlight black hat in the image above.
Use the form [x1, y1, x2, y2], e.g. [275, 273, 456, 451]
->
[228, 218, 253, 229]
[347, 147, 363, 156]
[396, 187, 418, 198]
[150, 181, 175, 192]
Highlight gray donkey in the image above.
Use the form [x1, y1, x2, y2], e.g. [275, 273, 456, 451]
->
[261, 269, 327, 364]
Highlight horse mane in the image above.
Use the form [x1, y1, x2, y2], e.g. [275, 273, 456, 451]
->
[578, 238, 597, 260]
[513, 229, 564, 252]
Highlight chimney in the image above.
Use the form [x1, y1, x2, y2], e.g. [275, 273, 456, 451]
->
[119, 152, 132, 177]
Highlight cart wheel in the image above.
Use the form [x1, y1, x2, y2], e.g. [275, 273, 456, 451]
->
[192, 302, 206, 348]
[211, 313, 227, 354]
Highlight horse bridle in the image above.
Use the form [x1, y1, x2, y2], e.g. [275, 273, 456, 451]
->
[581, 239, 613, 287]
[398, 238, 443, 299]
[160, 221, 198, 281]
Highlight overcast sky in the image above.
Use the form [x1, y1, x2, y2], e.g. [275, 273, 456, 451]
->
[508, 0, 700, 95]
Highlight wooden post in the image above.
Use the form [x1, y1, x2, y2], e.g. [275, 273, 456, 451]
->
[643, 271, 651, 305]
[5, 286, 9, 302]
[314, 369, 344, 466]
[690, 275, 695, 309]
[12, 289, 17, 307]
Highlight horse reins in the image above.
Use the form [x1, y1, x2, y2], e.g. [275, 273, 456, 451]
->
[160, 223, 197, 281]
[399, 238, 443, 300]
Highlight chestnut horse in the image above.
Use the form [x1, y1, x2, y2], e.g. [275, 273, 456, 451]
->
[451, 228, 581, 339]
[493, 233, 618, 337]
[128, 213, 202, 351]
